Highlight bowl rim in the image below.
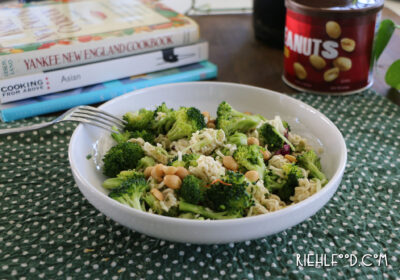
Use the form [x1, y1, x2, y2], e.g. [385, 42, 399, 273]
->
[68, 81, 347, 226]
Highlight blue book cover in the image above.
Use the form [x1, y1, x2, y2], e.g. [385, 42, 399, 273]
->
[0, 61, 217, 122]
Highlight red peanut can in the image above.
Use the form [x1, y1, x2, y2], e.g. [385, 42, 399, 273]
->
[282, 0, 383, 95]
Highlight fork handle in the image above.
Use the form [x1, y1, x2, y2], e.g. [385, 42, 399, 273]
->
[0, 121, 53, 136]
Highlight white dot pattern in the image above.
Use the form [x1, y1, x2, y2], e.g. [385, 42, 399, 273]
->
[0, 90, 399, 278]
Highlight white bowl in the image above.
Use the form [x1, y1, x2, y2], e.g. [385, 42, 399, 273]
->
[68, 82, 347, 244]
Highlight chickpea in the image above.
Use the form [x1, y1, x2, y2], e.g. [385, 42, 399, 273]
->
[207, 121, 216, 129]
[163, 175, 182, 189]
[261, 150, 271, 161]
[247, 137, 260, 146]
[144, 166, 153, 178]
[150, 188, 164, 201]
[175, 166, 189, 179]
[245, 170, 259, 182]
[222, 156, 238, 171]
[151, 164, 165, 182]
[165, 166, 177, 175]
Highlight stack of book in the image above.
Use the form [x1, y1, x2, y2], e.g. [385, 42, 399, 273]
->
[0, 0, 217, 122]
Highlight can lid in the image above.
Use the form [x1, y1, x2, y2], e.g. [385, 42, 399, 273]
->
[285, 0, 384, 16]
[296, 0, 354, 8]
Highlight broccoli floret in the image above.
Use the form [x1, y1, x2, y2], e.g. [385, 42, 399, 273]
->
[282, 163, 303, 179]
[102, 142, 144, 177]
[111, 129, 155, 144]
[297, 150, 327, 185]
[164, 206, 179, 217]
[215, 101, 263, 135]
[264, 171, 286, 196]
[130, 130, 155, 144]
[258, 122, 295, 152]
[102, 177, 124, 190]
[264, 164, 304, 202]
[155, 102, 173, 115]
[228, 170, 248, 184]
[227, 132, 248, 146]
[166, 107, 206, 141]
[123, 108, 154, 131]
[286, 170, 301, 193]
[178, 201, 242, 220]
[152, 103, 176, 135]
[204, 171, 253, 214]
[108, 177, 149, 211]
[117, 170, 145, 180]
[111, 130, 131, 144]
[143, 142, 170, 164]
[281, 164, 304, 200]
[143, 192, 164, 215]
[233, 144, 266, 178]
[168, 153, 200, 168]
[179, 175, 206, 204]
[102, 170, 145, 189]
[136, 156, 156, 171]
[143, 193, 179, 217]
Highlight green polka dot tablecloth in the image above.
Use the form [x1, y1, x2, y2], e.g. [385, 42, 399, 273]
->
[0, 89, 399, 279]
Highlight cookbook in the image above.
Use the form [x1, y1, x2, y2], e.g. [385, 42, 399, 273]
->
[0, 41, 208, 103]
[0, 0, 199, 78]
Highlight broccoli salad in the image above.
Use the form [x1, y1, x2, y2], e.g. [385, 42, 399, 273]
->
[99, 102, 328, 220]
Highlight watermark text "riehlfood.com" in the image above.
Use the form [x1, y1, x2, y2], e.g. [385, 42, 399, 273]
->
[296, 253, 388, 267]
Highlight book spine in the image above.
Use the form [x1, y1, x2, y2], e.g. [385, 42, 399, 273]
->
[0, 41, 208, 103]
[0, 22, 199, 79]
[0, 61, 218, 122]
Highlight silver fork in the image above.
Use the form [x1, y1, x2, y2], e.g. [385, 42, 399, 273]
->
[0, 106, 127, 135]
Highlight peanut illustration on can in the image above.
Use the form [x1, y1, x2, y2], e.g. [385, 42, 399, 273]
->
[309, 54, 326, 70]
[333, 57, 352, 71]
[284, 46, 290, 58]
[325, 21, 341, 39]
[293, 62, 307, 80]
[324, 67, 340, 82]
[340, 38, 356, 52]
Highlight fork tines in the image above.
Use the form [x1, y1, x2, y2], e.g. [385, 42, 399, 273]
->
[71, 106, 126, 132]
